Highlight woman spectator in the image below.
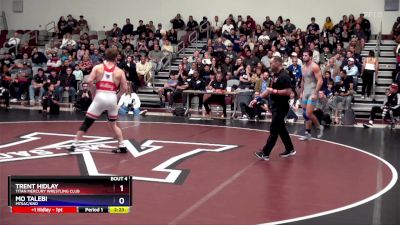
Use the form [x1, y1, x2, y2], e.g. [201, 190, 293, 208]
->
[76, 45, 86, 62]
[78, 54, 93, 75]
[60, 33, 77, 49]
[57, 16, 68, 39]
[238, 65, 253, 89]
[168, 29, 178, 45]
[118, 84, 147, 116]
[323, 17, 334, 34]
[348, 14, 357, 32]
[287, 90, 300, 122]
[361, 50, 379, 99]
[158, 72, 178, 107]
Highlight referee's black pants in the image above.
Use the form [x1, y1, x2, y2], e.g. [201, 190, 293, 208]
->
[262, 107, 294, 156]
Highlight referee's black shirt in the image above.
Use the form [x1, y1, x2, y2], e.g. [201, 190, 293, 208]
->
[268, 69, 291, 110]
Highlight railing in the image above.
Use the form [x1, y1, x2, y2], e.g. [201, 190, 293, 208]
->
[199, 23, 211, 40]
[45, 21, 56, 33]
[188, 30, 198, 46]
[372, 21, 383, 102]
[1, 11, 7, 30]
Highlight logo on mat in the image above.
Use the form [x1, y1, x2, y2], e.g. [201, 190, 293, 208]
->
[0, 132, 238, 184]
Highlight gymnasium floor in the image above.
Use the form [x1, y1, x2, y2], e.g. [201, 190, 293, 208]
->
[0, 109, 399, 225]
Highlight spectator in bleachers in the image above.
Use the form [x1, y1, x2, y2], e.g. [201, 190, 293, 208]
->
[243, 50, 260, 68]
[47, 69, 61, 89]
[222, 19, 234, 37]
[148, 21, 156, 33]
[343, 57, 359, 87]
[320, 37, 333, 53]
[57, 16, 68, 38]
[20, 42, 32, 58]
[203, 72, 227, 117]
[340, 25, 350, 43]
[29, 68, 46, 105]
[324, 57, 341, 81]
[5, 31, 21, 55]
[78, 54, 93, 75]
[56, 67, 76, 103]
[122, 18, 134, 36]
[320, 47, 332, 65]
[167, 29, 178, 45]
[309, 42, 320, 64]
[108, 23, 122, 38]
[358, 13, 371, 41]
[171, 71, 189, 107]
[322, 71, 334, 91]
[123, 55, 139, 88]
[158, 72, 178, 107]
[41, 83, 60, 115]
[66, 15, 78, 33]
[121, 45, 134, 60]
[17, 53, 33, 68]
[90, 49, 102, 65]
[391, 17, 400, 39]
[262, 16, 274, 31]
[224, 42, 238, 62]
[136, 55, 153, 87]
[186, 70, 206, 110]
[186, 16, 198, 31]
[211, 16, 221, 38]
[284, 19, 296, 35]
[1, 53, 14, 70]
[352, 24, 366, 41]
[286, 90, 300, 122]
[77, 15, 89, 33]
[221, 56, 234, 75]
[306, 17, 320, 43]
[60, 33, 77, 49]
[199, 17, 211, 39]
[73, 64, 83, 85]
[148, 43, 163, 74]
[31, 47, 47, 67]
[78, 32, 90, 49]
[161, 39, 173, 64]
[323, 17, 334, 34]
[287, 54, 302, 88]
[170, 13, 185, 30]
[76, 44, 86, 62]
[9, 63, 31, 101]
[136, 20, 147, 36]
[330, 70, 353, 124]
[361, 50, 379, 99]
[155, 23, 165, 39]
[74, 82, 92, 112]
[261, 50, 273, 69]
[238, 65, 253, 89]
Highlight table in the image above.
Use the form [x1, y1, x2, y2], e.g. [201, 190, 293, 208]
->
[182, 90, 254, 118]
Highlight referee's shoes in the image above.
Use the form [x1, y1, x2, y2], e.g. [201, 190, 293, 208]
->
[254, 150, 296, 160]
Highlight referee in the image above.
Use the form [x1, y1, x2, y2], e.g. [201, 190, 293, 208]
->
[253, 56, 296, 160]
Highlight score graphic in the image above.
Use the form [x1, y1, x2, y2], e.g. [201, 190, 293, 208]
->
[8, 176, 132, 214]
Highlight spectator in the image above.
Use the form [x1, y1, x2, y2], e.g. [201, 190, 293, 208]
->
[324, 57, 341, 81]
[90, 49, 102, 65]
[66, 14, 78, 33]
[358, 13, 371, 41]
[203, 72, 227, 117]
[76, 44, 86, 62]
[343, 57, 359, 87]
[186, 15, 198, 31]
[74, 82, 92, 111]
[136, 55, 153, 87]
[222, 19, 234, 37]
[78, 32, 90, 49]
[123, 55, 139, 88]
[323, 17, 334, 33]
[212, 16, 222, 38]
[171, 71, 190, 107]
[361, 50, 379, 99]
[391, 17, 400, 39]
[239, 95, 268, 120]
[31, 47, 47, 67]
[121, 45, 134, 59]
[286, 90, 300, 122]
[29, 68, 46, 105]
[9, 63, 31, 101]
[5, 32, 21, 55]
[20, 42, 32, 58]
[73, 64, 83, 87]
[47, 69, 61, 89]
[57, 16, 68, 38]
[122, 18, 134, 36]
[159, 72, 178, 107]
[108, 23, 122, 38]
[168, 29, 178, 45]
[136, 20, 147, 36]
[56, 67, 76, 103]
[320, 47, 332, 65]
[155, 23, 165, 39]
[77, 15, 89, 32]
[118, 84, 147, 116]
[322, 71, 334, 91]
[363, 84, 399, 129]
[79, 54, 93, 75]
[186, 70, 206, 110]
[238, 65, 253, 89]
[148, 21, 156, 32]
[254, 70, 271, 96]
[41, 83, 60, 115]
[352, 24, 366, 41]
[60, 33, 77, 49]
[263, 16, 275, 30]
[287, 55, 302, 88]
[284, 19, 296, 34]
[170, 13, 185, 30]
[306, 17, 320, 43]
[331, 70, 353, 124]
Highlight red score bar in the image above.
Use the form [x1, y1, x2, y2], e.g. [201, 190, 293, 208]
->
[11, 206, 77, 214]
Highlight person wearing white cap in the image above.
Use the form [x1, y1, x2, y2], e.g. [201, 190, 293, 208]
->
[343, 57, 359, 88]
